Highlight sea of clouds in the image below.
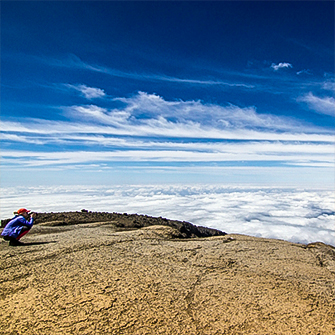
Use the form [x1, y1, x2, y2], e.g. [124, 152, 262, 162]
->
[1, 184, 334, 246]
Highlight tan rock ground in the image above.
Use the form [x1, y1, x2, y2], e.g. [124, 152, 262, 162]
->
[1, 222, 334, 334]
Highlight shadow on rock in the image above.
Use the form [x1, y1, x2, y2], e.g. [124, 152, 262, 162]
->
[22, 241, 58, 246]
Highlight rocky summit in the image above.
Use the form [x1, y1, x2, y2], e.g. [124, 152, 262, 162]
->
[1, 212, 334, 334]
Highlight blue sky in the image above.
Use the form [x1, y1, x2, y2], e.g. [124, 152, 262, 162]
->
[1, 1, 334, 187]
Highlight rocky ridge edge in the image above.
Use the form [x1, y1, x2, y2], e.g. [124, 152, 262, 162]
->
[1, 210, 226, 238]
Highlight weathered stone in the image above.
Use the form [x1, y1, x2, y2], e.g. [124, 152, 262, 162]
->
[0, 216, 334, 334]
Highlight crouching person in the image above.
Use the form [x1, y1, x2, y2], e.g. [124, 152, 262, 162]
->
[1, 208, 37, 246]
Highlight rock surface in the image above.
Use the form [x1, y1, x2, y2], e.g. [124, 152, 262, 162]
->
[1, 213, 334, 334]
[1, 211, 226, 238]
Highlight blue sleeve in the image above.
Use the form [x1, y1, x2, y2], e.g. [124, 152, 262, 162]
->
[17, 216, 34, 228]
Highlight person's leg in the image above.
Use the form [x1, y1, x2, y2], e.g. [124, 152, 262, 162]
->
[17, 226, 30, 240]
[4, 227, 30, 246]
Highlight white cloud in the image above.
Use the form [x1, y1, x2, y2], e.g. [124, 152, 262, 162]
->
[112, 92, 326, 134]
[323, 79, 335, 91]
[296, 69, 312, 75]
[1, 138, 334, 167]
[1, 92, 334, 176]
[1, 118, 333, 143]
[0, 133, 44, 144]
[148, 74, 255, 88]
[1, 185, 334, 246]
[56, 55, 255, 89]
[298, 92, 335, 116]
[65, 104, 131, 126]
[271, 62, 293, 71]
[4, 91, 333, 143]
[64, 84, 106, 99]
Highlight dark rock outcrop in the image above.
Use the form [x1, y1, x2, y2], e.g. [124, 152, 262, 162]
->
[1, 211, 226, 238]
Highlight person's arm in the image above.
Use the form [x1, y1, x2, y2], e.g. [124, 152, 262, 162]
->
[18, 213, 36, 228]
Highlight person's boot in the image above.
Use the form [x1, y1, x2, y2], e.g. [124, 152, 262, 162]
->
[9, 238, 25, 246]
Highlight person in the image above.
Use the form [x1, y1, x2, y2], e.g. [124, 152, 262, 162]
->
[1, 208, 36, 246]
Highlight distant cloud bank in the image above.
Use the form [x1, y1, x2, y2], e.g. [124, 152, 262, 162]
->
[1, 184, 334, 247]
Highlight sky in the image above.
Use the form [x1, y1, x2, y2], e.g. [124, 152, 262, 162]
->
[1, 0, 334, 188]
[1, 1, 335, 246]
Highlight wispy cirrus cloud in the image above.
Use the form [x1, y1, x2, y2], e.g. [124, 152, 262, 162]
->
[1, 91, 334, 141]
[1, 92, 334, 180]
[322, 77, 335, 91]
[1, 132, 334, 171]
[1, 118, 333, 143]
[296, 69, 312, 76]
[298, 92, 335, 116]
[1, 140, 334, 167]
[71, 91, 333, 135]
[64, 84, 106, 99]
[148, 75, 255, 88]
[46, 54, 255, 88]
[0, 133, 45, 144]
[33, 54, 330, 101]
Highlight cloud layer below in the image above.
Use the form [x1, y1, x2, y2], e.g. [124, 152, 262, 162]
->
[1, 184, 333, 246]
